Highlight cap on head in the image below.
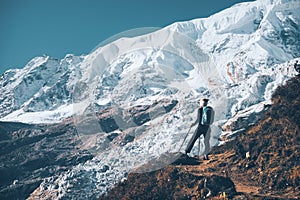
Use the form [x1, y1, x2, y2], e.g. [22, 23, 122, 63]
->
[200, 98, 209, 102]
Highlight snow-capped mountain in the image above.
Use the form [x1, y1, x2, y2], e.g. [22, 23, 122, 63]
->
[1, 0, 299, 125]
[0, 54, 84, 123]
[1, 0, 300, 199]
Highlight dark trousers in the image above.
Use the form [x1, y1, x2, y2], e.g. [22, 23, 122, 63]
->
[185, 124, 210, 154]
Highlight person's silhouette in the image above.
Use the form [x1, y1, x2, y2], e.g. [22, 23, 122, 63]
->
[185, 98, 214, 160]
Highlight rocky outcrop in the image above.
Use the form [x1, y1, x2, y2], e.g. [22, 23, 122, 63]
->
[99, 162, 236, 200]
[210, 76, 300, 199]
[0, 121, 92, 200]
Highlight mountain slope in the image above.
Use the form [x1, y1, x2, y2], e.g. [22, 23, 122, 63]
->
[99, 75, 300, 199]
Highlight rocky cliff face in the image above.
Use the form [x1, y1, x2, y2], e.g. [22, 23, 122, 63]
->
[0, 121, 93, 200]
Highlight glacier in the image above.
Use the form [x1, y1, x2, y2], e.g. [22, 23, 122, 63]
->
[0, 0, 300, 199]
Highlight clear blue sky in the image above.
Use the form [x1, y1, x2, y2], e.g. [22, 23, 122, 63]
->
[0, 0, 253, 75]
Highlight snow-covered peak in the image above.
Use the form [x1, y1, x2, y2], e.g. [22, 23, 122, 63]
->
[0, 0, 299, 125]
[0, 54, 85, 121]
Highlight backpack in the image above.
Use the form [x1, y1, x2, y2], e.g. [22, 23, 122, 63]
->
[201, 106, 214, 125]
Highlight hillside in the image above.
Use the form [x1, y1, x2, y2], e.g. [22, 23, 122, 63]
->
[99, 76, 300, 199]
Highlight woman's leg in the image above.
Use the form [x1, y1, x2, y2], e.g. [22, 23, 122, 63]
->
[185, 128, 201, 153]
[203, 127, 211, 159]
